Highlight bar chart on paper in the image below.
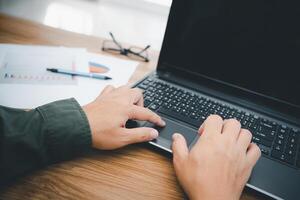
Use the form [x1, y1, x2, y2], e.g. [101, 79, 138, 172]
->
[0, 51, 78, 85]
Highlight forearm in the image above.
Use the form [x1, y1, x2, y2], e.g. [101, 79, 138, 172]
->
[0, 98, 92, 185]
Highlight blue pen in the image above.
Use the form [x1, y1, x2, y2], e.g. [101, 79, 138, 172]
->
[47, 68, 112, 80]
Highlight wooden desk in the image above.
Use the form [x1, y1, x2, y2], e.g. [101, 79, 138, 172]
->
[0, 14, 266, 200]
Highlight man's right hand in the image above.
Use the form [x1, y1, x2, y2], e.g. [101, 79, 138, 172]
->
[172, 115, 261, 200]
[83, 85, 165, 150]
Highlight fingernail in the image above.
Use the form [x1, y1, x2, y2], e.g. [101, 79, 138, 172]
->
[160, 119, 166, 126]
[198, 124, 203, 130]
[172, 133, 181, 140]
[150, 129, 159, 139]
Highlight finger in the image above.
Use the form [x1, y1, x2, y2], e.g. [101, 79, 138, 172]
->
[222, 119, 241, 141]
[129, 106, 166, 126]
[246, 143, 261, 168]
[99, 85, 115, 96]
[115, 86, 144, 106]
[198, 123, 204, 135]
[237, 129, 252, 151]
[200, 115, 223, 139]
[130, 88, 144, 107]
[123, 83, 132, 88]
[116, 84, 131, 91]
[172, 133, 189, 167]
[114, 85, 131, 95]
[138, 95, 144, 107]
[123, 127, 159, 144]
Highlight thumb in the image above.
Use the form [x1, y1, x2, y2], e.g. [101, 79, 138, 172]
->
[123, 127, 159, 145]
[172, 133, 189, 168]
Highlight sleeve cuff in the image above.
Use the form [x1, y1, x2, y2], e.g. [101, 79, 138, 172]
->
[37, 98, 92, 162]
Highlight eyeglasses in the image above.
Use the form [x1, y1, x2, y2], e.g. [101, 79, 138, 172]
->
[102, 32, 150, 62]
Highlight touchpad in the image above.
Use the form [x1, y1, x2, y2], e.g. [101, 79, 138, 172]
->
[144, 117, 198, 147]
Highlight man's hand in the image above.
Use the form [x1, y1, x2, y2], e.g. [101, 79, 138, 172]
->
[172, 115, 261, 200]
[83, 85, 165, 150]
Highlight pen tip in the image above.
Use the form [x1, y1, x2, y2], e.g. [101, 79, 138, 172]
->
[105, 77, 112, 80]
[46, 68, 57, 72]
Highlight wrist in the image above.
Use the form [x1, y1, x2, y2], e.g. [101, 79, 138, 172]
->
[82, 104, 95, 146]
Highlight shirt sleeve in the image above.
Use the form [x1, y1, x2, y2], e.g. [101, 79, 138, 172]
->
[0, 98, 92, 186]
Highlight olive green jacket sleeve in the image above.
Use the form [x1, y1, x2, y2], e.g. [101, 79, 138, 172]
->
[0, 98, 92, 186]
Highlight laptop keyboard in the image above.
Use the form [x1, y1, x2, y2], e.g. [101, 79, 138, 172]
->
[137, 77, 300, 169]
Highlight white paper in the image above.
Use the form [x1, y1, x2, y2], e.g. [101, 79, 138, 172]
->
[0, 44, 138, 109]
[71, 52, 139, 106]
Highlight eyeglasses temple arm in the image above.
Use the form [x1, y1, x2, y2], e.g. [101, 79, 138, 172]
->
[135, 45, 151, 54]
[127, 49, 149, 62]
[102, 47, 122, 52]
[109, 32, 124, 50]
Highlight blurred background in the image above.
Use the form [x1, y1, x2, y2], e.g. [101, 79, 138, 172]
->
[0, 0, 171, 50]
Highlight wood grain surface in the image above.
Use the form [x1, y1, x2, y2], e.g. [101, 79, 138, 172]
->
[0, 13, 267, 200]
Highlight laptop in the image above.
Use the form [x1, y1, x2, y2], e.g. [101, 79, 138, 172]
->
[130, 0, 300, 199]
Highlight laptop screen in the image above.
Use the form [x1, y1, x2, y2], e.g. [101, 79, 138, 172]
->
[158, 0, 300, 108]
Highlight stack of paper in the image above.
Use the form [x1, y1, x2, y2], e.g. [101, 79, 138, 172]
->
[0, 44, 138, 109]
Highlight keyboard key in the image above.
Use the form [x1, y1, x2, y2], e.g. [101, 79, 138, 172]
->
[275, 138, 285, 146]
[285, 148, 296, 157]
[149, 103, 159, 111]
[260, 121, 277, 130]
[286, 142, 297, 150]
[274, 144, 284, 152]
[258, 145, 270, 155]
[291, 128, 299, 135]
[255, 131, 275, 141]
[278, 127, 288, 135]
[289, 129, 299, 143]
[252, 136, 272, 147]
[189, 112, 197, 119]
[180, 109, 190, 117]
[144, 99, 152, 107]
[288, 137, 297, 145]
[286, 136, 298, 155]
[277, 132, 287, 140]
[271, 150, 295, 165]
[138, 83, 148, 90]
